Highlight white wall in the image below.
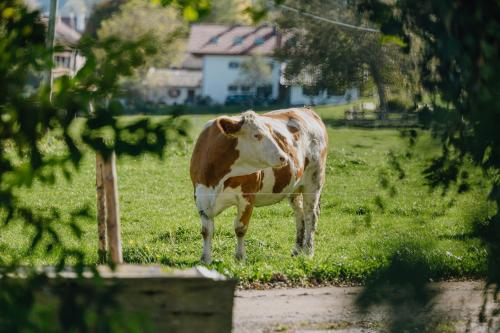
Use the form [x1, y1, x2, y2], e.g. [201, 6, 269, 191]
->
[202, 55, 280, 104]
[289, 86, 359, 106]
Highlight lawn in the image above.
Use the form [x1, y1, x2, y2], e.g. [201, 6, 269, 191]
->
[0, 103, 492, 285]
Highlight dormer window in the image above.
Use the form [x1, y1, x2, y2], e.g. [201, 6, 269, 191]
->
[254, 37, 264, 45]
[233, 36, 244, 45]
[209, 36, 219, 44]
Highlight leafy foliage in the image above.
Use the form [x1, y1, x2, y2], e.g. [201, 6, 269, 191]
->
[199, 0, 252, 24]
[361, 0, 500, 275]
[359, 0, 500, 326]
[97, 0, 187, 70]
[274, 0, 415, 114]
[0, 0, 189, 330]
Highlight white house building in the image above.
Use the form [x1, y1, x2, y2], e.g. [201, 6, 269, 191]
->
[187, 24, 282, 104]
[187, 24, 358, 106]
[141, 68, 202, 105]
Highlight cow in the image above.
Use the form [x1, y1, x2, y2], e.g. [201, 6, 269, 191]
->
[190, 107, 328, 264]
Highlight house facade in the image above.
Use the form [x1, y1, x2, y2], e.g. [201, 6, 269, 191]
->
[52, 17, 85, 78]
[141, 68, 202, 105]
[287, 86, 359, 106]
[188, 25, 281, 105]
[187, 24, 358, 106]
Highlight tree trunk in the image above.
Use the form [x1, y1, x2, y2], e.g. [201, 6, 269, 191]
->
[369, 62, 388, 120]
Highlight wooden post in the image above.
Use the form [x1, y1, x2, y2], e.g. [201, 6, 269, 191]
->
[102, 152, 123, 264]
[96, 153, 107, 263]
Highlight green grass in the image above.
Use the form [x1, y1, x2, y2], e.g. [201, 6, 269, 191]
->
[0, 103, 492, 284]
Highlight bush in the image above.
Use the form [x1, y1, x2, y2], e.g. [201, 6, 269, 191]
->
[386, 98, 411, 113]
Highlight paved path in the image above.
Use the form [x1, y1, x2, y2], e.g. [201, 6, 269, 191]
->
[233, 282, 498, 332]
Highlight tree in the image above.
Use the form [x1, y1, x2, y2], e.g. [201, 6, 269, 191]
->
[359, 0, 500, 326]
[0, 0, 199, 330]
[274, 0, 414, 116]
[97, 0, 187, 70]
[200, 0, 252, 24]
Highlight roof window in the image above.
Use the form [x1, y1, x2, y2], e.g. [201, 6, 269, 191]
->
[254, 37, 265, 45]
[233, 36, 244, 45]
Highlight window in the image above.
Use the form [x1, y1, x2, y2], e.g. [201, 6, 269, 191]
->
[228, 85, 238, 92]
[241, 86, 251, 92]
[256, 85, 272, 98]
[209, 36, 219, 44]
[254, 37, 264, 45]
[233, 36, 244, 45]
[302, 86, 320, 96]
[228, 61, 239, 69]
[168, 88, 180, 98]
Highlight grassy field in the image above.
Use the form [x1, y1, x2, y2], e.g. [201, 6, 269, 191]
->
[1, 103, 493, 284]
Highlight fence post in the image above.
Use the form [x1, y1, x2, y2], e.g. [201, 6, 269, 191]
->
[102, 151, 123, 264]
[96, 152, 107, 263]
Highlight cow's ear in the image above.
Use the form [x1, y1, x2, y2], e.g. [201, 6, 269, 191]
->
[217, 117, 244, 136]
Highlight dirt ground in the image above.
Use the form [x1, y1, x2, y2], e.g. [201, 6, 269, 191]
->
[233, 281, 499, 333]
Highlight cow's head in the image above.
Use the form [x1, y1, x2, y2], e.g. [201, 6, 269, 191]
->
[217, 111, 287, 170]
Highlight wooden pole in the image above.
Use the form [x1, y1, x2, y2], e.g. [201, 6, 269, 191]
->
[96, 153, 107, 263]
[102, 152, 123, 264]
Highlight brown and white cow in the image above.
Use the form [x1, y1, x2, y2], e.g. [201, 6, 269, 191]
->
[190, 107, 328, 264]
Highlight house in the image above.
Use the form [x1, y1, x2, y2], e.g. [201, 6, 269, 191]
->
[140, 67, 202, 105]
[27, 0, 103, 32]
[187, 24, 282, 104]
[187, 24, 358, 106]
[52, 17, 85, 78]
[39, 16, 85, 79]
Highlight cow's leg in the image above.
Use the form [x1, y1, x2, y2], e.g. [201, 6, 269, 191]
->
[289, 192, 305, 256]
[200, 214, 214, 264]
[303, 168, 324, 257]
[234, 199, 254, 261]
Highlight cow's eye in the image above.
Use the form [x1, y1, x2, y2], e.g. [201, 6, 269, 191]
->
[254, 134, 263, 140]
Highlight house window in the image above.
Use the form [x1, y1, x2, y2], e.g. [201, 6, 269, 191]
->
[256, 85, 272, 98]
[254, 37, 264, 45]
[233, 36, 244, 45]
[228, 85, 238, 92]
[302, 86, 320, 96]
[228, 61, 239, 69]
[209, 36, 219, 44]
[241, 86, 251, 93]
[168, 88, 180, 98]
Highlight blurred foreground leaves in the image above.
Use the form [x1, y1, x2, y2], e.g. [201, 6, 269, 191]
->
[0, 0, 189, 331]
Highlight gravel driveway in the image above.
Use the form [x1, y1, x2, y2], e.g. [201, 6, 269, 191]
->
[233, 281, 498, 333]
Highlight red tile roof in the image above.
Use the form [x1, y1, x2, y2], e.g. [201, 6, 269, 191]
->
[187, 24, 280, 56]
